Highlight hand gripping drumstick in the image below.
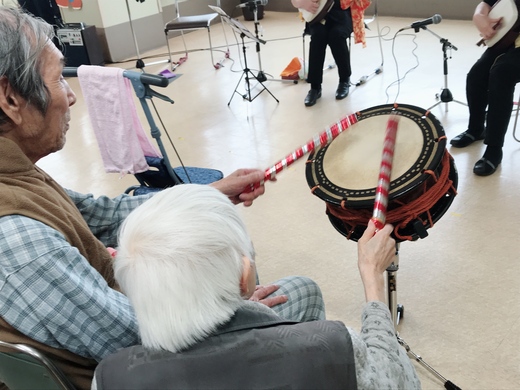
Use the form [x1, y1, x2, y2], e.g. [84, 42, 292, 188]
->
[371, 114, 400, 231]
[245, 113, 359, 193]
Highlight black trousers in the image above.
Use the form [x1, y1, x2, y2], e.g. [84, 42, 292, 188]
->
[466, 44, 520, 148]
[306, 7, 352, 89]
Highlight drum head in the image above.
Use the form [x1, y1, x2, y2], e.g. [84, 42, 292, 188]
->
[306, 104, 446, 207]
[305, 104, 458, 241]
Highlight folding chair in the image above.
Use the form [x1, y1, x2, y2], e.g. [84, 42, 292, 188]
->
[0, 340, 76, 390]
[63, 66, 223, 196]
[164, 0, 229, 70]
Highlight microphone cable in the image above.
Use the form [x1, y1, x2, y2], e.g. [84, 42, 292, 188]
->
[384, 29, 420, 104]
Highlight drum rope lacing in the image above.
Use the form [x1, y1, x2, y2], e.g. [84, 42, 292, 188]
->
[323, 147, 457, 241]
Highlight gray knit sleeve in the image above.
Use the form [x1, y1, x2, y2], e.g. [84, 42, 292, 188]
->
[347, 301, 421, 389]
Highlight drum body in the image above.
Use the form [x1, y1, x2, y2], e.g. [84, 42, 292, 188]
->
[305, 104, 458, 242]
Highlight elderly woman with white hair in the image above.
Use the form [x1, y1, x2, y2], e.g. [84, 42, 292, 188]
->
[93, 184, 420, 389]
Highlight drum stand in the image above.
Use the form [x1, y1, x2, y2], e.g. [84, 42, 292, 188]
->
[389, 244, 462, 390]
[424, 27, 467, 113]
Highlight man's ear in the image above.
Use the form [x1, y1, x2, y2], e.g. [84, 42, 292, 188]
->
[239, 256, 252, 297]
[0, 76, 23, 125]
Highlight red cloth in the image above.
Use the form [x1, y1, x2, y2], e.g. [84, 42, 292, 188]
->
[340, 0, 371, 47]
[55, 0, 83, 9]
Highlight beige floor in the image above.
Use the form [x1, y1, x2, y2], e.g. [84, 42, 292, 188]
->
[40, 11, 520, 390]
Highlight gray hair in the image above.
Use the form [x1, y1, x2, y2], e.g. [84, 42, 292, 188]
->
[115, 184, 254, 353]
[0, 6, 55, 126]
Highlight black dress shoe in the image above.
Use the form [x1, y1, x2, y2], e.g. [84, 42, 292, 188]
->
[473, 158, 499, 176]
[304, 88, 321, 107]
[450, 130, 485, 148]
[335, 82, 350, 100]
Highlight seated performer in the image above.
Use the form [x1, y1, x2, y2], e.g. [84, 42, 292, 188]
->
[291, 0, 353, 107]
[450, 0, 520, 176]
[0, 6, 323, 389]
[92, 184, 421, 390]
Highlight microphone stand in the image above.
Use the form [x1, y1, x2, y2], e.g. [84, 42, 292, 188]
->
[249, 3, 267, 82]
[354, 0, 384, 86]
[244, 2, 296, 84]
[125, 0, 169, 70]
[423, 26, 467, 112]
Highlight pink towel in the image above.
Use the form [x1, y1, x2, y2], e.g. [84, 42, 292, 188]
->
[78, 65, 160, 175]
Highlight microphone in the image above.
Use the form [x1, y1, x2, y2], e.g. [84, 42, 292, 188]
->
[237, 0, 268, 8]
[410, 14, 442, 29]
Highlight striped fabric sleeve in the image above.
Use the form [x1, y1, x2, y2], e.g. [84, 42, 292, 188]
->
[64, 189, 153, 247]
[0, 215, 140, 361]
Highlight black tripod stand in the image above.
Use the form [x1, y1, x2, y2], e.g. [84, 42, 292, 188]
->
[425, 27, 467, 112]
[247, 3, 268, 82]
[228, 32, 279, 105]
[216, 12, 277, 105]
[243, 2, 296, 84]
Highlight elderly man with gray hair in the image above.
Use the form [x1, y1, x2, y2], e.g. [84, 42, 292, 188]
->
[93, 184, 421, 389]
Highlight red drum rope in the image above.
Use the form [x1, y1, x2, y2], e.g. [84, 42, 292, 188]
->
[325, 148, 457, 241]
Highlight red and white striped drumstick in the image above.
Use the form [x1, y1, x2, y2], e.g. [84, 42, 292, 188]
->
[246, 113, 359, 192]
[371, 114, 400, 231]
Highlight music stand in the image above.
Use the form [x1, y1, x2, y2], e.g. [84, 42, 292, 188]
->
[209, 6, 279, 105]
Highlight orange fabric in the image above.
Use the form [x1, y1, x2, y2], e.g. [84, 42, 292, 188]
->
[280, 57, 302, 80]
[340, 0, 371, 47]
[56, 0, 83, 9]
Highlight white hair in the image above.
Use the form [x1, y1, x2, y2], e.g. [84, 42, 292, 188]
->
[114, 184, 254, 353]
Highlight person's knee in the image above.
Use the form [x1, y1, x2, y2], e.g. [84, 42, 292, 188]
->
[268, 275, 326, 322]
[489, 64, 518, 89]
[276, 275, 323, 298]
[466, 67, 480, 86]
[296, 275, 323, 300]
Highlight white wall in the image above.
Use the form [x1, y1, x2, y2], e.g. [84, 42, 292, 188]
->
[60, 0, 161, 28]
[60, 0, 191, 28]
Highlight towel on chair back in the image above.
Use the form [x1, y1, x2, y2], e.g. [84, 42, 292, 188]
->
[78, 65, 160, 175]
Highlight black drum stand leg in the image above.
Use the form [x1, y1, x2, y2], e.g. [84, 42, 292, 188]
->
[390, 244, 461, 390]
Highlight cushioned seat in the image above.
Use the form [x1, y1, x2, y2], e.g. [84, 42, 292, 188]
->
[165, 14, 217, 31]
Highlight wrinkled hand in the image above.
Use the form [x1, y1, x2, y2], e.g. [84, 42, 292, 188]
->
[358, 221, 396, 276]
[210, 169, 266, 207]
[249, 284, 288, 308]
[357, 221, 396, 302]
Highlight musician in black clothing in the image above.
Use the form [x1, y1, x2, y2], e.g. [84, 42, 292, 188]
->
[450, 0, 520, 176]
[291, 0, 353, 107]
